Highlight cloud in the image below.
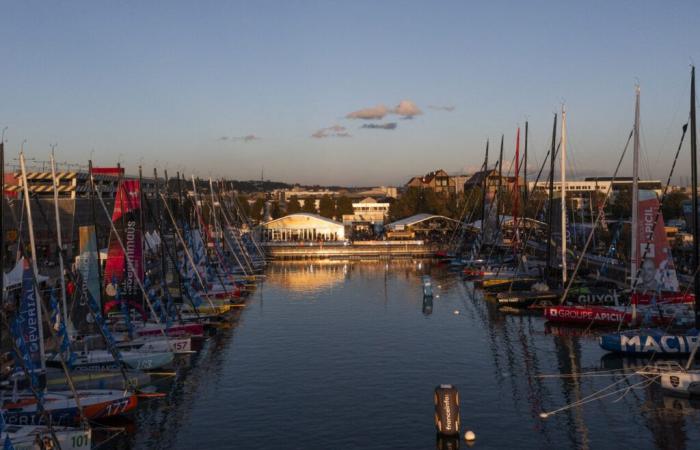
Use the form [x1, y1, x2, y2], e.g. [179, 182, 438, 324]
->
[218, 134, 260, 142]
[393, 100, 422, 118]
[346, 104, 389, 120]
[428, 105, 456, 112]
[236, 134, 260, 142]
[361, 122, 397, 130]
[312, 125, 351, 138]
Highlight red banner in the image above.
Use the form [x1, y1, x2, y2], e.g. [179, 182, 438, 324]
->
[103, 179, 143, 304]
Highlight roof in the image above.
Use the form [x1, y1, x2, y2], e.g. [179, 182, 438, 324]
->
[261, 213, 344, 228]
[386, 213, 460, 229]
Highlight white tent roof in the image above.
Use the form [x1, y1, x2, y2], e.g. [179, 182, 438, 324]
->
[4, 257, 50, 288]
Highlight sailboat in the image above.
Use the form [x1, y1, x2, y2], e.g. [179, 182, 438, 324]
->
[546, 85, 694, 328]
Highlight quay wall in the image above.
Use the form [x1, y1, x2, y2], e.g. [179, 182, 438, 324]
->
[264, 240, 439, 259]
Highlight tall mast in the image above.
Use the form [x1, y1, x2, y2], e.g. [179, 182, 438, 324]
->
[88, 160, 104, 304]
[560, 106, 567, 284]
[19, 152, 46, 370]
[546, 114, 557, 282]
[481, 140, 489, 227]
[631, 85, 641, 289]
[50, 148, 71, 333]
[497, 135, 504, 236]
[690, 67, 699, 329]
[514, 127, 520, 246]
[0, 130, 4, 305]
[154, 168, 168, 292]
[523, 121, 529, 204]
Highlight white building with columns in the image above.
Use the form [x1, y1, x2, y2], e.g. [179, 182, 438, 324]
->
[260, 213, 345, 242]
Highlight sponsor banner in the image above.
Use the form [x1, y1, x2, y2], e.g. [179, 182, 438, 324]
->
[636, 190, 679, 292]
[17, 260, 42, 367]
[545, 305, 630, 325]
[103, 180, 143, 304]
[604, 333, 699, 355]
[78, 225, 101, 308]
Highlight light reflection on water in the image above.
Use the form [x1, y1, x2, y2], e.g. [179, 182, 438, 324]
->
[111, 260, 700, 449]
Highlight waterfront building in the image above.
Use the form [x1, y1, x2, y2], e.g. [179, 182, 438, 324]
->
[341, 197, 391, 237]
[260, 213, 345, 242]
[528, 177, 663, 211]
[384, 213, 460, 241]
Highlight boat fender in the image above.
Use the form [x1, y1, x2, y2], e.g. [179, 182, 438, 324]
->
[434, 384, 460, 436]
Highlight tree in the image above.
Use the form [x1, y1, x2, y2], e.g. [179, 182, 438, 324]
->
[607, 187, 632, 219]
[270, 201, 282, 219]
[335, 196, 354, 217]
[249, 198, 265, 222]
[319, 195, 335, 218]
[662, 191, 689, 221]
[302, 198, 317, 213]
[286, 195, 301, 214]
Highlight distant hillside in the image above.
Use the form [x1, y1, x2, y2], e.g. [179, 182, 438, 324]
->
[227, 180, 292, 192]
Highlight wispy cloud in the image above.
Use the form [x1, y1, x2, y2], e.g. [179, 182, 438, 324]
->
[346, 104, 389, 120]
[428, 105, 456, 112]
[236, 134, 260, 142]
[312, 125, 352, 138]
[361, 122, 397, 130]
[218, 134, 260, 142]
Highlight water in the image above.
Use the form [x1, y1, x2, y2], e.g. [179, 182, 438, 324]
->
[113, 260, 700, 449]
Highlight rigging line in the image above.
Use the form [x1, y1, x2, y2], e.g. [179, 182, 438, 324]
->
[559, 128, 634, 303]
[540, 375, 655, 418]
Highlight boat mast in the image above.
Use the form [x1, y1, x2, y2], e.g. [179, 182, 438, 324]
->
[0, 130, 4, 347]
[497, 135, 504, 238]
[631, 85, 641, 290]
[19, 151, 46, 371]
[524, 121, 529, 204]
[50, 148, 72, 334]
[561, 106, 567, 284]
[514, 127, 520, 247]
[546, 114, 557, 283]
[481, 140, 489, 240]
[690, 67, 699, 329]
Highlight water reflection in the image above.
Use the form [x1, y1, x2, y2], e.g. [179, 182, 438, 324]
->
[102, 260, 700, 449]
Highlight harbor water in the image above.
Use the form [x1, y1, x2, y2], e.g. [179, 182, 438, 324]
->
[115, 260, 700, 449]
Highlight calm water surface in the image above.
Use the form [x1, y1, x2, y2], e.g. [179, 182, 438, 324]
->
[114, 260, 700, 449]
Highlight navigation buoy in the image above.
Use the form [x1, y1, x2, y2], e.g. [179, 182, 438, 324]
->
[465, 431, 476, 441]
[434, 384, 460, 436]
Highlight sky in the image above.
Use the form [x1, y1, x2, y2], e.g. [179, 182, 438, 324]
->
[1, 0, 700, 186]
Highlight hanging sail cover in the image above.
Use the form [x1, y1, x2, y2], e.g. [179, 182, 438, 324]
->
[16, 260, 42, 368]
[104, 180, 144, 304]
[635, 189, 679, 292]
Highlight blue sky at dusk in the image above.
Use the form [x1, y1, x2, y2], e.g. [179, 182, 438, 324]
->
[2, 0, 700, 185]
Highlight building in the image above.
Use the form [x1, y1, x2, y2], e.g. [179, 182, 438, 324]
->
[384, 213, 460, 241]
[450, 175, 471, 194]
[463, 169, 518, 193]
[6, 168, 159, 199]
[260, 213, 345, 242]
[341, 197, 391, 237]
[405, 169, 456, 194]
[527, 178, 663, 210]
